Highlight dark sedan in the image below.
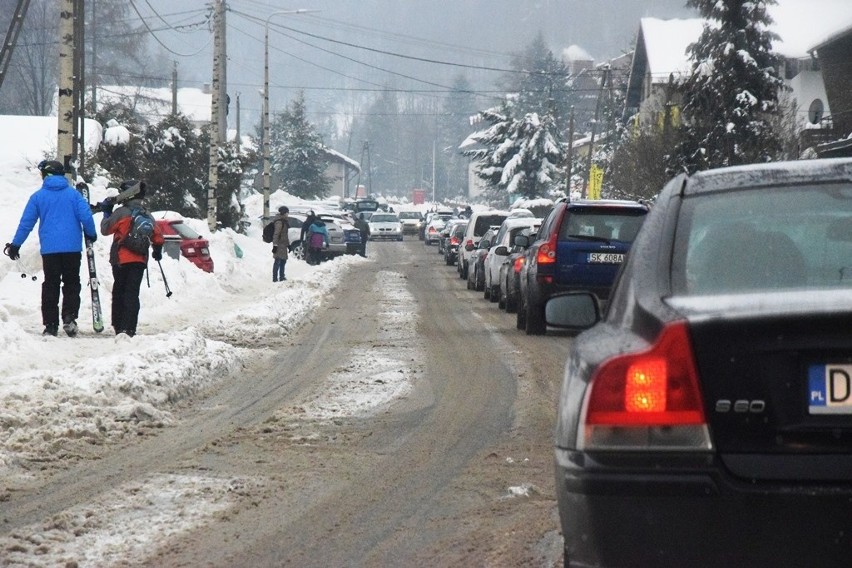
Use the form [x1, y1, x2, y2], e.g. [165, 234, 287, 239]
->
[547, 158, 852, 568]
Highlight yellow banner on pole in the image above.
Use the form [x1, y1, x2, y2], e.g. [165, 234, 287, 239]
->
[588, 164, 604, 200]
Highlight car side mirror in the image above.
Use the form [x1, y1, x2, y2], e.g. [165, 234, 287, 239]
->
[494, 245, 509, 256]
[480, 240, 491, 249]
[514, 235, 529, 247]
[545, 292, 600, 329]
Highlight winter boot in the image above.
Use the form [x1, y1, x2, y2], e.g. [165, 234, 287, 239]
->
[42, 324, 58, 336]
[62, 316, 78, 338]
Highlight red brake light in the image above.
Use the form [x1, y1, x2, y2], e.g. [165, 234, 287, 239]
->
[450, 236, 460, 245]
[513, 257, 525, 273]
[581, 322, 711, 451]
[536, 233, 557, 265]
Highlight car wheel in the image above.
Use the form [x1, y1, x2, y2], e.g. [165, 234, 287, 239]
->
[505, 291, 517, 313]
[497, 287, 506, 309]
[445, 253, 453, 266]
[474, 267, 484, 291]
[460, 261, 468, 280]
[483, 279, 491, 299]
[397, 236, 404, 242]
[291, 242, 305, 261]
[525, 299, 546, 335]
[489, 284, 500, 303]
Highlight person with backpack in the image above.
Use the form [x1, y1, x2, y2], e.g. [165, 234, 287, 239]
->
[305, 216, 329, 265]
[100, 180, 165, 337]
[3, 160, 98, 337]
[354, 212, 371, 257]
[271, 206, 290, 282]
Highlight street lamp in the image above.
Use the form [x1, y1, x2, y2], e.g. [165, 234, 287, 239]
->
[262, 9, 319, 220]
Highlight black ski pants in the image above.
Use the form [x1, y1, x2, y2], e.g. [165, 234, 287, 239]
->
[41, 252, 82, 327]
[111, 262, 146, 335]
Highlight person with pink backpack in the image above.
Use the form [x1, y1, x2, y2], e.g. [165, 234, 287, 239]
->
[305, 217, 329, 265]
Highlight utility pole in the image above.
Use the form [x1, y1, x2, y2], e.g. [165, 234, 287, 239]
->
[90, 0, 97, 113]
[565, 106, 574, 196]
[171, 61, 178, 115]
[74, 0, 86, 176]
[235, 92, 241, 155]
[207, 0, 226, 232]
[57, 0, 76, 178]
[0, 0, 32, 92]
[432, 139, 436, 203]
[582, 65, 610, 198]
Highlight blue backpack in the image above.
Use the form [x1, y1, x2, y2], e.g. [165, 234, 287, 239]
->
[121, 207, 155, 255]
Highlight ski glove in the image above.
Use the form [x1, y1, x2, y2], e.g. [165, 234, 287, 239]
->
[85, 233, 97, 243]
[4, 243, 20, 261]
[101, 202, 114, 216]
[151, 244, 163, 262]
[272, 246, 278, 254]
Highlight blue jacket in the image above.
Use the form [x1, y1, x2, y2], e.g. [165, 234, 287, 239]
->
[12, 175, 97, 254]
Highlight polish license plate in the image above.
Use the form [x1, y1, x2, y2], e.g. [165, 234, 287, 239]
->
[588, 253, 624, 264]
[808, 363, 852, 414]
[332, 237, 342, 243]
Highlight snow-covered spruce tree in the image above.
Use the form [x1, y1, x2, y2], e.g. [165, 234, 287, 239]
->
[462, 102, 563, 200]
[141, 113, 206, 216]
[673, 0, 784, 173]
[93, 101, 146, 186]
[270, 92, 331, 200]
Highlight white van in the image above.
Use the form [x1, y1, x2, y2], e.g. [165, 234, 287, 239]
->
[457, 209, 511, 280]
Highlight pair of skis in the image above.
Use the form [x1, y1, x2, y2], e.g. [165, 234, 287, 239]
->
[75, 181, 143, 333]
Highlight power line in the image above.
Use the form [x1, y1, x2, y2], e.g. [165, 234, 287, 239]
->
[127, 0, 211, 57]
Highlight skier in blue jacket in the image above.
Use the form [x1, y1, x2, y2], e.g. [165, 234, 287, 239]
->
[4, 160, 98, 337]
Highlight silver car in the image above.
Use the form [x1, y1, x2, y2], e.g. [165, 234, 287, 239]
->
[368, 213, 404, 241]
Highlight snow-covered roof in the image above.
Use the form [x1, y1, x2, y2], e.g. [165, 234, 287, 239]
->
[321, 147, 361, 172]
[639, 18, 705, 83]
[97, 86, 212, 125]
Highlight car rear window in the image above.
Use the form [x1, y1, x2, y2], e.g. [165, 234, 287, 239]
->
[474, 215, 509, 236]
[171, 222, 201, 239]
[558, 209, 646, 241]
[452, 223, 468, 237]
[672, 182, 852, 295]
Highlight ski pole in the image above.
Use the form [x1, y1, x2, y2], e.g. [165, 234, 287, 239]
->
[157, 260, 172, 298]
[17, 259, 37, 281]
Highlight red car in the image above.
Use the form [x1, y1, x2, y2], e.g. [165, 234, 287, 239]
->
[155, 219, 214, 272]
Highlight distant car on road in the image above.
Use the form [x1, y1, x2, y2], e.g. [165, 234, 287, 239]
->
[397, 210, 424, 236]
[368, 212, 404, 241]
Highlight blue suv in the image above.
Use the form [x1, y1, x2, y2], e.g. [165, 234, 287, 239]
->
[517, 198, 649, 335]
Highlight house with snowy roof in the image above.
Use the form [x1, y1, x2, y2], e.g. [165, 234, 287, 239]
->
[624, 4, 852, 155]
[807, 24, 852, 157]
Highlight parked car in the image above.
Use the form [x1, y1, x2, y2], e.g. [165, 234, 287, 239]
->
[444, 220, 467, 266]
[423, 211, 454, 245]
[287, 213, 349, 261]
[438, 218, 464, 256]
[156, 218, 214, 272]
[318, 212, 362, 255]
[368, 212, 404, 241]
[458, 210, 512, 280]
[483, 217, 542, 302]
[517, 198, 649, 335]
[397, 210, 424, 236]
[466, 228, 497, 291]
[498, 228, 535, 313]
[548, 158, 852, 568]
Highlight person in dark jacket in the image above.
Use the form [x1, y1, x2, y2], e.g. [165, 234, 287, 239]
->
[271, 206, 290, 282]
[4, 160, 98, 337]
[100, 180, 165, 337]
[354, 213, 371, 257]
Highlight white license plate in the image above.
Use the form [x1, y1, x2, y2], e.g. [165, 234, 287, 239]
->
[588, 253, 624, 263]
[809, 363, 852, 414]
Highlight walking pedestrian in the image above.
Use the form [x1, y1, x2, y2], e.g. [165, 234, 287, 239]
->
[4, 160, 98, 337]
[100, 180, 165, 337]
[271, 206, 290, 281]
[354, 212, 371, 257]
[305, 216, 329, 265]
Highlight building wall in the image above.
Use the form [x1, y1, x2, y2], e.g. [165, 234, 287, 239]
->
[817, 34, 852, 137]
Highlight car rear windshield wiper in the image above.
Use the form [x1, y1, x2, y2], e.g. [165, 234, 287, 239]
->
[566, 234, 612, 243]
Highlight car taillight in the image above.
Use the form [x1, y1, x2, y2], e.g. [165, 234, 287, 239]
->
[450, 236, 460, 245]
[183, 246, 197, 256]
[579, 321, 712, 451]
[513, 257, 525, 273]
[536, 233, 557, 265]
[428, 227, 437, 234]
